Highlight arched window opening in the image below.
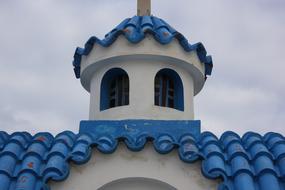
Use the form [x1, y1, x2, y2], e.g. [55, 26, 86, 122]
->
[100, 68, 129, 111]
[154, 69, 184, 111]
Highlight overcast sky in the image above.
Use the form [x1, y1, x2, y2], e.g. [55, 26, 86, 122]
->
[0, 0, 284, 136]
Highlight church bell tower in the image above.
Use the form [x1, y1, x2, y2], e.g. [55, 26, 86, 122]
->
[56, 1, 215, 189]
[2, 1, 284, 190]
[73, 0, 212, 128]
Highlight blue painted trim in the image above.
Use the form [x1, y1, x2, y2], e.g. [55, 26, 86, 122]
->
[72, 16, 213, 79]
[80, 120, 200, 139]
[80, 120, 201, 154]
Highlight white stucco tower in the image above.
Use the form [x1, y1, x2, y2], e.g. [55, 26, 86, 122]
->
[75, 1, 212, 121]
[55, 1, 215, 190]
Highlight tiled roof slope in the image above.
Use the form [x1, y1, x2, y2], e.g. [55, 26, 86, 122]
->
[0, 131, 92, 190]
[0, 131, 284, 190]
[73, 16, 213, 78]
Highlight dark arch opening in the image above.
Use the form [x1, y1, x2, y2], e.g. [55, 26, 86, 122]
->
[154, 68, 184, 111]
[100, 68, 129, 111]
[98, 177, 177, 190]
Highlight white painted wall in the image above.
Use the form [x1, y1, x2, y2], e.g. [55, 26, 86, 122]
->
[89, 59, 194, 120]
[50, 144, 219, 190]
[80, 36, 206, 120]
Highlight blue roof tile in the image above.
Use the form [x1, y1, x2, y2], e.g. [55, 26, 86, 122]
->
[0, 130, 284, 190]
[72, 16, 213, 79]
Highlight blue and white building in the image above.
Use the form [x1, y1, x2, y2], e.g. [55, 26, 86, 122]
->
[0, 1, 284, 190]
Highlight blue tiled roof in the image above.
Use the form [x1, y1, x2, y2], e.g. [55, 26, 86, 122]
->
[0, 130, 284, 190]
[72, 16, 213, 79]
[0, 131, 92, 190]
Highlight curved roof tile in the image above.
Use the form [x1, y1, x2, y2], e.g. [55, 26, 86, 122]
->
[0, 130, 284, 190]
[72, 16, 213, 79]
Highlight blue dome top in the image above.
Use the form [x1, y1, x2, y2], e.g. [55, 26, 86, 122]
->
[73, 16, 213, 79]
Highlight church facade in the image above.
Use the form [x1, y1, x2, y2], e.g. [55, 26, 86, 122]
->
[0, 1, 284, 190]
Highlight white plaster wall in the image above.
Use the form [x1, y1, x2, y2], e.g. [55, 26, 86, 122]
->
[80, 36, 205, 95]
[89, 59, 195, 120]
[79, 36, 206, 120]
[50, 144, 219, 190]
